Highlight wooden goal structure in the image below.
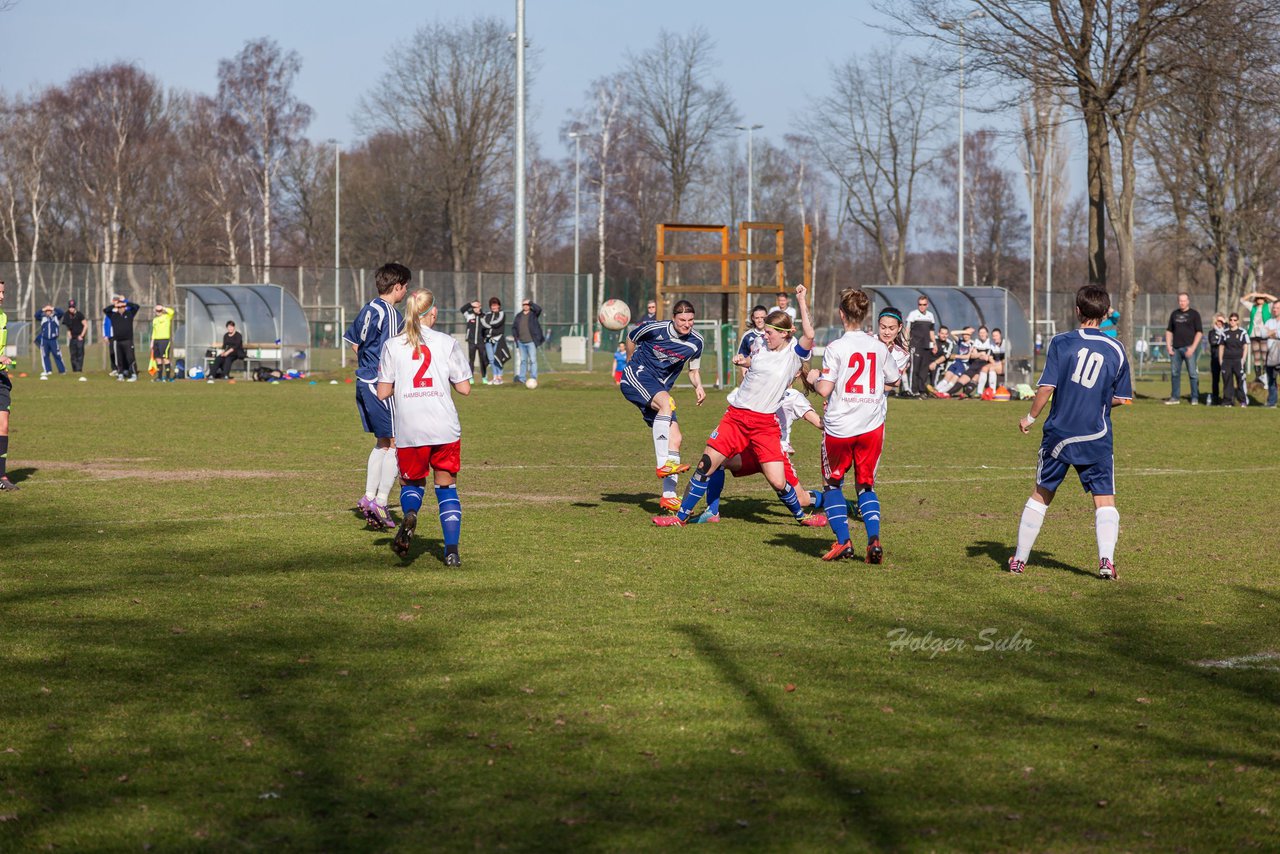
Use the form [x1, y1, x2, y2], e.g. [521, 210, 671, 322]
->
[654, 221, 812, 327]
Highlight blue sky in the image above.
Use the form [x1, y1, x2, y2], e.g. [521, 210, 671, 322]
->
[1, 0, 933, 154]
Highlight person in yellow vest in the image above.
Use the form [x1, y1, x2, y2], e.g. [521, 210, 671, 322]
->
[151, 304, 176, 382]
[0, 279, 18, 490]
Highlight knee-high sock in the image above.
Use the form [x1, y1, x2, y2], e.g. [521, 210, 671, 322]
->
[675, 471, 710, 521]
[0, 434, 8, 479]
[662, 473, 678, 498]
[776, 483, 804, 519]
[808, 490, 824, 510]
[652, 415, 671, 467]
[400, 484, 425, 515]
[824, 486, 850, 544]
[435, 485, 461, 547]
[705, 468, 725, 515]
[974, 371, 989, 395]
[1095, 506, 1119, 562]
[1014, 498, 1047, 563]
[365, 448, 383, 500]
[376, 448, 399, 504]
[936, 378, 953, 393]
[856, 489, 882, 539]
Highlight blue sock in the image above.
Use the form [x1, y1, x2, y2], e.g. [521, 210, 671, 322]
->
[824, 487, 850, 544]
[808, 490, 824, 510]
[857, 489, 881, 540]
[676, 473, 709, 521]
[705, 469, 725, 515]
[777, 483, 804, 519]
[400, 484, 425, 515]
[434, 485, 462, 547]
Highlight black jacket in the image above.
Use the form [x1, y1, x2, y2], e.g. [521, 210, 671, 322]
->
[461, 306, 486, 345]
[481, 310, 505, 341]
[222, 331, 245, 358]
[107, 302, 140, 340]
[512, 303, 545, 346]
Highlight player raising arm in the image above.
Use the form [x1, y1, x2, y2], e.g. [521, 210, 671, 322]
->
[807, 288, 900, 563]
[654, 285, 815, 527]
[620, 299, 707, 510]
[377, 290, 472, 565]
[1010, 285, 1133, 580]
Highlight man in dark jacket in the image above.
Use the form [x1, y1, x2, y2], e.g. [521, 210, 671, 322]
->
[62, 299, 87, 373]
[512, 299, 545, 385]
[212, 321, 245, 380]
[109, 296, 141, 381]
[461, 300, 490, 384]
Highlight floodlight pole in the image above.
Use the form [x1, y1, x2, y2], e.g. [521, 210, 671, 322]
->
[941, 11, 984, 288]
[330, 139, 344, 368]
[735, 124, 764, 287]
[512, 0, 528, 309]
[569, 131, 582, 331]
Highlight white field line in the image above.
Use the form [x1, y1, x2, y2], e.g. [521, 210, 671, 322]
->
[1192, 652, 1280, 672]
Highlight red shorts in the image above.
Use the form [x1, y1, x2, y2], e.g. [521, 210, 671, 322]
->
[396, 440, 462, 480]
[707, 406, 785, 467]
[822, 425, 884, 486]
[732, 448, 799, 487]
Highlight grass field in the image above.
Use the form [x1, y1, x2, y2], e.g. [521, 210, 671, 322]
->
[1, 366, 1277, 851]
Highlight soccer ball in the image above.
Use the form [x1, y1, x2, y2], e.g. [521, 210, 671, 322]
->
[525, 378, 538, 390]
[598, 299, 631, 331]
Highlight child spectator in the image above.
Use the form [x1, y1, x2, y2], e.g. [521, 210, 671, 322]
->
[1219, 313, 1249, 407]
[1207, 314, 1227, 405]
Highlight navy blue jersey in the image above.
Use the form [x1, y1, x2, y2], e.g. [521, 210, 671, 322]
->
[627, 320, 704, 389]
[738, 328, 766, 359]
[344, 298, 404, 384]
[1038, 329, 1133, 464]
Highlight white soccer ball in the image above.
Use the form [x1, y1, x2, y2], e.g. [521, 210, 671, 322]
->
[598, 299, 632, 331]
[525, 378, 538, 390]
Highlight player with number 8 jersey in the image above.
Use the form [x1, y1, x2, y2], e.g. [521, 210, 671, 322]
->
[808, 288, 901, 563]
[377, 289, 473, 565]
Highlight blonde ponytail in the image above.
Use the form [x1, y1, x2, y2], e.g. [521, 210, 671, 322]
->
[403, 289, 436, 349]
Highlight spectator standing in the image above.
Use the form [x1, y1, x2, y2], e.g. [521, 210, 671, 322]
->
[1207, 313, 1227, 405]
[636, 299, 658, 326]
[512, 298, 544, 385]
[1264, 311, 1280, 408]
[102, 299, 117, 376]
[905, 296, 937, 396]
[1164, 292, 1203, 404]
[36, 304, 66, 377]
[62, 300, 86, 373]
[110, 296, 141, 381]
[460, 300, 491, 384]
[737, 305, 767, 381]
[776, 292, 797, 321]
[212, 321, 246, 379]
[1219, 313, 1249, 407]
[150, 304, 176, 382]
[0, 280, 17, 491]
[1240, 292, 1276, 386]
[481, 297, 506, 385]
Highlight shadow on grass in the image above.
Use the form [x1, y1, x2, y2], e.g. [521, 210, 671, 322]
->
[677, 623, 899, 851]
[6, 466, 37, 484]
[966, 540, 1095, 578]
[765, 530, 833, 559]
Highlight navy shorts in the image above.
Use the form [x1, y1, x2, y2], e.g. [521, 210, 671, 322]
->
[1036, 448, 1115, 495]
[356, 381, 393, 438]
[0, 372, 10, 412]
[152, 339, 171, 359]
[619, 368, 677, 428]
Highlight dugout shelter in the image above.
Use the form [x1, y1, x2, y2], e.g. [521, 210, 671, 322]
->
[179, 284, 310, 375]
[858, 285, 1030, 364]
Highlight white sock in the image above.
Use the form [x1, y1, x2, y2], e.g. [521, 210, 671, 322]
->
[652, 415, 671, 467]
[365, 448, 382, 500]
[975, 371, 989, 395]
[376, 448, 399, 504]
[1014, 498, 1047, 563]
[662, 474, 678, 498]
[937, 378, 953, 393]
[1095, 506, 1119, 562]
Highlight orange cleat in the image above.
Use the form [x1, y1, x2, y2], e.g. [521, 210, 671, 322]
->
[656, 461, 691, 478]
[821, 541, 853, 561]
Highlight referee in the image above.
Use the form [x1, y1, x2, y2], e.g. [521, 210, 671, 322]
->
[0, 280, 17, 491]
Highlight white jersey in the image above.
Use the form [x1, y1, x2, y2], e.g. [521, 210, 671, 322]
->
[820, 330, 899, 438]
[970, 337, 993, 363]
[376, 327, 473, 448]
[726, 386, 815, 453]
[731, 341, 811, 414]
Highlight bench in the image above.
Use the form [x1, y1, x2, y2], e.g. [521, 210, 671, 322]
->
[203, 345, 281, 378]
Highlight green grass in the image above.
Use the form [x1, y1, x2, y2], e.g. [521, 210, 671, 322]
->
[1, 368, 1277, 851]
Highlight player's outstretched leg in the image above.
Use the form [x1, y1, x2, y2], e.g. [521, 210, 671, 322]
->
[1096, 504, 1119, 580]
[1010, 495, 1048, 574]
[393, 482, 424, 557]
[654, 453, 714, 527]
[856, 485, 883, 564]
[691, 468, 725, 524]
[435, 483, 462, 565]
[821, 484, 854, 560]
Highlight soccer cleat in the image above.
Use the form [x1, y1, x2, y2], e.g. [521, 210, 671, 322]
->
[444, 550, 462, 567]
[370, 502, 396, 529]
[652, 514, 686, 527]
[357, 495, 378, 525]
[658, 496, 681, 512]
[866, 538, 884, 564]
[1164, 398, 1181, 405]
[933, 390, 950, 399]
[690, 509, 721, 524]
[655, 461, 691, 478]
[925, 384, 937, 395]
[1099, 558, 1116, 581]
[391, 511, 417, 557]
[127, 375, 137, 382]
[799, 512, 828, 527]
[1007, 557, 1026, 574]
[821, 541, 853, 561]
[0, 476, 19, 492]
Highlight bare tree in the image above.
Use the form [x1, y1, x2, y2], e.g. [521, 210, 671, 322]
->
[803, 47, 948, 285]
[359, 17, 515, 282]
[625, 27, 739, 223]
[0, 92, 57, 313]
[216, 37, 313, 283]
